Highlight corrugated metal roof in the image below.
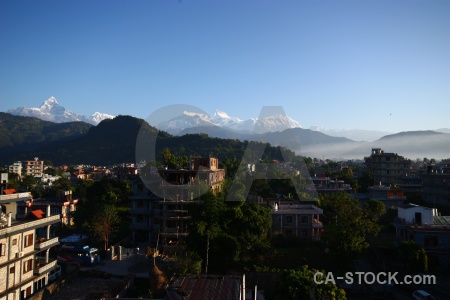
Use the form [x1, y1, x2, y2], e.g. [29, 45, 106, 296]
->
[433, 216, 450, 225]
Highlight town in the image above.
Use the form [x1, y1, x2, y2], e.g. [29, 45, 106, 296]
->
[1, 145, 449, 300]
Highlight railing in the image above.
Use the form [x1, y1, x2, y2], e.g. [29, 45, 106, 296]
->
[0, 192, 32, 202]
[35, 237, 59, 251]
[34, 259, 57, 275]
[0, 215, 60, 235]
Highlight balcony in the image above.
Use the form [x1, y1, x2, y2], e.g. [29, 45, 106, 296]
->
[0, 192, 32, 203]
[0, 215, 60, 235]
[34, 259, 57, 276]
[35, 237, 59, 251]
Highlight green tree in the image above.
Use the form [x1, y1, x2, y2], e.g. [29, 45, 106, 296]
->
[51, 177, 72, 192]
[90, 204, 120, 250]
[21, 175, 37, 191]
[320, 192, 381, 259]
[364, 200, 386, 222]
[266, 265, 346, 300]
[399, 240, 428, 273]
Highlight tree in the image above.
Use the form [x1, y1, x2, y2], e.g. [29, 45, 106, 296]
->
[399, 240, 428, 273]
[51, 177, 72, 192]
[320, 192, 381, 259]
[364, 200, 386, 222]
[265, 265, 346, 300]
[90, 205, 120, 250]
[21, 175, 37, 191]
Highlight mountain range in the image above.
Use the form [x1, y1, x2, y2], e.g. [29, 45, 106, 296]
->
[7, 97, 114, 125]
[2, 98, 450, 163]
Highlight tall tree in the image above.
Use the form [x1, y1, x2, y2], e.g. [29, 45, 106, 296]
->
[320, 192, 381, 259]
[90, 204, 120, 250]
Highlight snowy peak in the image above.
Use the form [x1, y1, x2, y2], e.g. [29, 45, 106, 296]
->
[39, 96, 59, 112]
[7, 97, 114, 125]
[156, 109, 302, 134]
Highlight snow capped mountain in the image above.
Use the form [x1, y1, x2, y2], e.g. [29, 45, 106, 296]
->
[7, 97, 114, 125]
[156, 109, 302, 134]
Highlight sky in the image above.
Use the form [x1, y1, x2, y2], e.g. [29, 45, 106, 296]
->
[0, 0, 449, 132]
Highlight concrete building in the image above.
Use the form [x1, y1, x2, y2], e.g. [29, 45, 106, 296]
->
[395, 203, 450, 271]
[364, 148, 412, 186]
[306, 175, 352, 194]
[351, 185, 407, 209]
[24, 158, 44, 178]
[270, 202, 323, 240]
[130, 157, 225, 252]
[0, 174, 60, 299]
[8, 162, 22, 178]
[18, 191, 78, 226]
[422, 164, 450, 207]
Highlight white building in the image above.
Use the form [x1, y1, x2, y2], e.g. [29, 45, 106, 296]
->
[0, 184, 60, 299]
[8, 162, 22, 178]
[24, 158, 44, 177]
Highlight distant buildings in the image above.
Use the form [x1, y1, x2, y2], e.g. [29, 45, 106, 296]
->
[365, 148, 411, 186]
[307, 175, 352, 194]
[8, 162, 22, 178]
[24, 157, 44, 177]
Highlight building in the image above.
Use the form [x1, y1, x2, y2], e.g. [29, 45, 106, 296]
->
[0, 174, 60, 299]
[364, 148, 411, 186]
[18, 191, 78, 226]
[422, 164, 450, 207]
[306, 174, 352, 194]
[24, 158, 44, 177]
[166, 274, 242, 300]
[351, 185, 407, 209]
[130, 157, 225, 251]
[270, 202, 323, 240]
[395, 203, 450, 271]
[8, 162, 22, 178]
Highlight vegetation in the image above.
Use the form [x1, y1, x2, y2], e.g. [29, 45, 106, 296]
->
[186, 188, 272, 272]
[265, 265, 346, 300]
[319, 193, 384, 260]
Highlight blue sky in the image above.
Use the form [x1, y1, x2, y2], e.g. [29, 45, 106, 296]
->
[0, 0, 449, 132]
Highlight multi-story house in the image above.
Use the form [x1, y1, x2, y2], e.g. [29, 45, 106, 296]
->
[24, 158, 44, 178]
[130, 157, 225, 252]
[364, 148, 412, 186]
[351, 184, 407, 209]
[17, 191, 78, 226]
[395, 203, 450, 270]
[0, 174, 60, 299]
[270, 202, 323, 240]
[306, 174, 352, 194]
[8, 162, 22, 178]
[422, 164, 450, 207]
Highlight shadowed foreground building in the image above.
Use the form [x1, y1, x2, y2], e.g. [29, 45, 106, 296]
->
[1, 174, 60, 299]
[130, 157, 225, 251]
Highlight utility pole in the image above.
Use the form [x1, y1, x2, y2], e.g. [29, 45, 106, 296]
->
[205, 233, 210, 274]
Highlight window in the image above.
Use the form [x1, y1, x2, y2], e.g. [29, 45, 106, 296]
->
[301, 216, 309, 224]
[23, 259, 33, 273]
[10, 266, 15, 274]
[0, 243, 5, 256]
[24, 233, 34, 248]
[285, 216, 293, 224]
[12, 238, 17, 245]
